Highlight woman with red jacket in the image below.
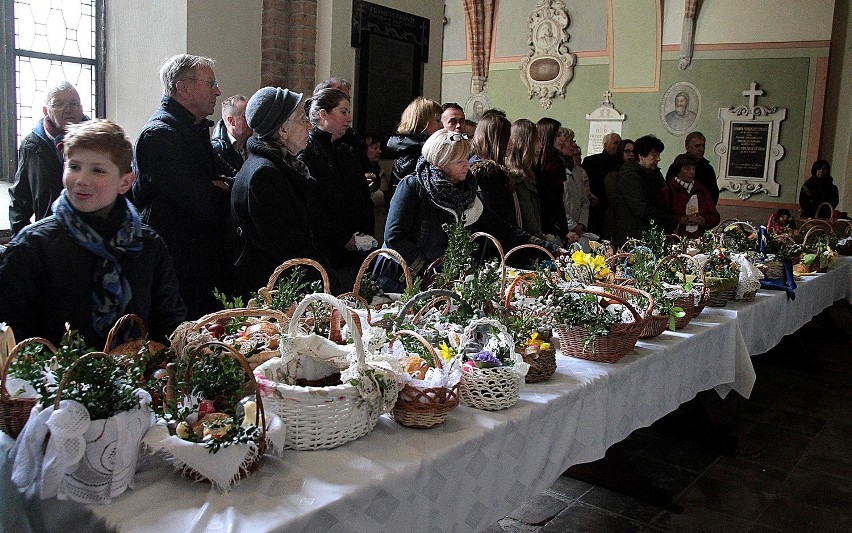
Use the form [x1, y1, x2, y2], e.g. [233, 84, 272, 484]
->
[661, 154, 720, 237]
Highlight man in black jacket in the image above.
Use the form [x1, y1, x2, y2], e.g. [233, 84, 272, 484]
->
[8, 81, 86, 236]
[582, 132, 622, 235]
[211, 94, 251, 178]
[132, 54, 231, 319]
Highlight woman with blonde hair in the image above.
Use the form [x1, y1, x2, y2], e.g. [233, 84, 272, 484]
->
[376, 129, 555, 292]
[386, 96, 443, 193]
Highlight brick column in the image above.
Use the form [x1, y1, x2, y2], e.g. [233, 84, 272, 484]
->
[261, 0, 317, 94]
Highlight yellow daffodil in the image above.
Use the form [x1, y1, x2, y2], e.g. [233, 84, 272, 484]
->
[438, 341, 454, 362]
[571, 250, 589, 266]
[527, 332, 543, 346]
[540, 342, 551, 351]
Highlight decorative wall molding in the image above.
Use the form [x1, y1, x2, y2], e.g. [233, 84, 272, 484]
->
[585, 91, 625, 155]
[519, 0, 576, 109]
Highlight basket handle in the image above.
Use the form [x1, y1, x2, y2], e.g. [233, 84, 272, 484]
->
[184, 341, 266, 432]
[387, 329, 444, 371]
[803, 224, 831, 246]
[393, 288, 459, 328]
[562, 285, 645, 325]
[653, 254, 689, 282]
[103, 314, 147, 353]
[470, 232, 507, 297]
[834, 219, 852, 239]
[1, 337, 58, 402]
[52, 351, 115, 409]
[814, 202, 835, 220]
[265, 258, 331, 293]
[459, 317, 517, 363]
[352, 248, 412, 300]
[503, 272, 538, 310]
[192, 307, 290, 328]
[287, 293, 366, 369]
[503, 243, 556, 265]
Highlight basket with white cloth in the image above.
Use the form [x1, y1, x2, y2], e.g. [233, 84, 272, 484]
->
[253, 293, 400, 450]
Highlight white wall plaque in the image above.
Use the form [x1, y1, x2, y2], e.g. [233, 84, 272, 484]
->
[585, 91, 625, 155]
[714, 82, 786, 199]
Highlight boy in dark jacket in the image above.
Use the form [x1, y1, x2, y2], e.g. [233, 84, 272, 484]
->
[0, 120, 186, 347]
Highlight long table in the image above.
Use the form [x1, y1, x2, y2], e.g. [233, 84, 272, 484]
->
[6, 257, 851, 533]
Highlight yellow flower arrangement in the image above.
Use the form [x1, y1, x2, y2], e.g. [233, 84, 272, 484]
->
[563, 250, 611, 285]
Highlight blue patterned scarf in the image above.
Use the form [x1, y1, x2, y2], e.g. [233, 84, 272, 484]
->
[52, 192, 143, 337]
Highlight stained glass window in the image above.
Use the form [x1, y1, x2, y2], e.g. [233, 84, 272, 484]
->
[12, 0, 100, 142]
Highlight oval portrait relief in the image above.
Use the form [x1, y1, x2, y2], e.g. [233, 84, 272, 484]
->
[529, 57, 561, 83]
[660, 81, 701, 136]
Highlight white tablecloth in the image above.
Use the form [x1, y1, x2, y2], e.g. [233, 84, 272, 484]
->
[8, 259, 852, 533]
[702, 255, 852, 355]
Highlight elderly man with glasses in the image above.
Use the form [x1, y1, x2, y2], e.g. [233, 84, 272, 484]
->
[132, 53, 231, 318]
[8, 80, 87, 236]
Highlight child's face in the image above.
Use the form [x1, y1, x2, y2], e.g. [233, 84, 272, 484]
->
[63, 148, 134, 213]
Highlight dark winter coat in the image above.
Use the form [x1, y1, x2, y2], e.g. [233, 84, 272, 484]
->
[614, 160, 676, 247]
[132, 96, 232, 318]
[799, 175, 839, 218]
[211, 119, 245, 178]
[0, 215, 186, 347]
[231, 137, 335, 299]
[378, 166, 547, 293]
[472, 160, 519, 227]
[8, 119, 64, 236]
[298, 127, 374, 264]
[386, 133, 426, 192]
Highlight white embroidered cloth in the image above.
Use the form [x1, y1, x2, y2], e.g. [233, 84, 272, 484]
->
[12, 394, 154, 504]
[142, 412, 287, 491]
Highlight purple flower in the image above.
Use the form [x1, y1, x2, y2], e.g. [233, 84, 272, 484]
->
[470, 350, 502, 368]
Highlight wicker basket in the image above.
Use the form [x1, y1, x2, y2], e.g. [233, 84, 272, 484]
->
[392, 288, 458, 330]
[640, 313, 669, 339]
[554, 283, 651, 364]
[705, 278, 738, 307]
[170, 308, 290, 369]
[800, 225, 836, 273]
[249, 257, 332, 311]
[502, 272, 558, 383]
[338, 248, 412, 330]
[459, 318, 527, 411]
[103, 314, 166, 358]
[389, 330, 460, 428]
[677, 254, 708, 318]
[1, 336, 57, 438]
[254, 293, 397, 450]
[650, 254, 697, 332]
[158, 341, 267, 485]
[739, 290, 757, 302]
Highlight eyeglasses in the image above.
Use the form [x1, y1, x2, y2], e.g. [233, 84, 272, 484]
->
[186, 78, 219, 90]
[49, 100, 82, 110]
[443, 132, 469, 144]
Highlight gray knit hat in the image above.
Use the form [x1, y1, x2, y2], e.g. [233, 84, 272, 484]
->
[246, 86, 303, 140]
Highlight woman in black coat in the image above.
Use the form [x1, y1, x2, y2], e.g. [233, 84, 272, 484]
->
[231, 86, 337, 300]
[799, 159, 839, 218]
[298, 88, 376, 290]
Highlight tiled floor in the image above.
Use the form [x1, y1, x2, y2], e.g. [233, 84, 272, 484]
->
[486, 300, 852, 532]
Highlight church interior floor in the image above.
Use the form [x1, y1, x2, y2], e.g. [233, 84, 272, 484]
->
[484, 300, 852, 533]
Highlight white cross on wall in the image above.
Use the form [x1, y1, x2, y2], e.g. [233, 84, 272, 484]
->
[742, 82, 764, 109]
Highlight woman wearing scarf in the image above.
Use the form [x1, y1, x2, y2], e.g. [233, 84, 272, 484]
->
[231, 86, 339, 300]
[799, 159, 839, 218]
[0, 120, 185, 347]
[661, 154, 720, 238]
[377, 129, 556, 293]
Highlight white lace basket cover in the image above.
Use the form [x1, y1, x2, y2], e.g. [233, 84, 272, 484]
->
[12, 393, 154, 504]
[459, 318, 529, 411]
[732, 253, 764, 299]
[253, 293, 399, 451]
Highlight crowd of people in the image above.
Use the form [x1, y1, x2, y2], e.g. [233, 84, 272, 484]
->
[1, 53, 843, 348]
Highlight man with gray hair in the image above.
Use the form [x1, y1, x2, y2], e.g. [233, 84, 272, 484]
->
[8, 80, 87, 235]
[581, 131, 622, 237]
[211, 94, 252, 177]
[132, 53, 230, 318]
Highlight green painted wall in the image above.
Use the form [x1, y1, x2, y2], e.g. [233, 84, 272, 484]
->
[445, 55, 814, 204]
